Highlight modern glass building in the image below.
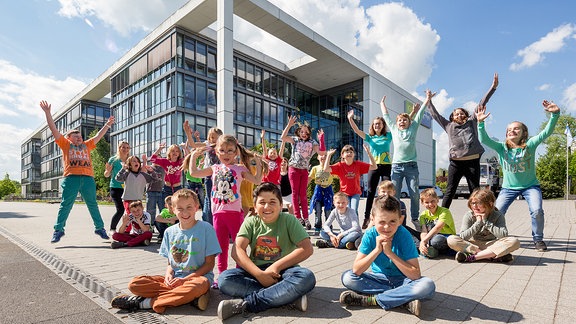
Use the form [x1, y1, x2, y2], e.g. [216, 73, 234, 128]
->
[21, 0, 434, 199]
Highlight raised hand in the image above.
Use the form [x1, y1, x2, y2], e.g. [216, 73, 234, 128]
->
[542, 100, 560, 114]
[475, 105, 490, 122]
[347, 109, 355, 119]
[39, 100, 51, 113]
[492, 73, 499, 89]
[380, 96, 388, 114]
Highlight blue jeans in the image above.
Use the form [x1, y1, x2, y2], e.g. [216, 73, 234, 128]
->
[391, 162, 420, 221]
[341, 270, 435, 310]
[219, 265, 316, 313]
[203, 177, 213, 225]
[162, 184, 182, 200]
[348, 194, 360, 216]
[187, 180, 205, 208]
[146, 191, 164, 226]
[314, 201, 332, 230]
[496, 186, 544, 241]
[320, 230, 362, 249]
[55, 175, 104, 231]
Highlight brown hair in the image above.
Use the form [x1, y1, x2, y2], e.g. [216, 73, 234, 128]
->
[172, 188, 200, 206]
[124, 155, 142, 170]
[505, 121, 529, 149]
[333, 191, 349, 203]
[368, 117, 388, 136]
[129, 200, 144, 210]
[419, 188, 438, 201]
[448, 108, 470, 122]
[396, 113, 411, 125]
[378, 180, 395, 194]
[164, 195, 172, 205]
[167, 144, 183, 161]
[253, 182, 282, 205]
[467, 188, 496, 213]
[371, 194, 401, 218]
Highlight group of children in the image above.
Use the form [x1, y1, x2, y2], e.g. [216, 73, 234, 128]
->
[40, 73, 561, 318]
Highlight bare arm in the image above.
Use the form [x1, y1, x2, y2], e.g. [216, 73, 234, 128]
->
[188, 148, 213, 178]
[363, 144, 377, 171]
[91, 116, 115, 144]
[39, 100, 62, 140]
[379, 96, 388, 116]
[347, 110, 366, 140]
[280, 115, 297, 144]
[242, 158, 263, 185]
[323, 149, 336, 173]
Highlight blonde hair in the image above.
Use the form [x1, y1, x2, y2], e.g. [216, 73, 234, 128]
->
[164, 195, 172, 205]
[468, 188, 496, 214]
[378, 180, 395, 194]
[333, 191, 349, 203]
[115, 141, 130, 159]
[166, 144, 183, 161]
[419, 188, 438, 201]
[396, 113, 412, 125]
[368, 117, 387, 136]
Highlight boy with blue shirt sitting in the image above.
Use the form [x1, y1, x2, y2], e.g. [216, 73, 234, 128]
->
[110, 189, 220, 314]
[340, 195, 435, 317]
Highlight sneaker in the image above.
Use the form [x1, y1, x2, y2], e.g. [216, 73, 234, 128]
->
[403, 299, 421, 317]
[362, 218, 370, 230]
[94, 228, 110, 240]
[304, 219, 312, 230]
[142, 239, 150, 246]
[111, 294, 144, 312]
[157, 237, 163, 244]
[339, 290, 373, 307]
[455, 251, 476, 263]
[111, 241, 126, 249]
[345, 242, 356, 250]
[425, 246, 439, 259]
[51, 230, 65, 243]
[493, 254, 514, 263]
[315, 239, 330, 248]
[291, 295, 307, 312]
[191, 292, 210, 311]
[217, 299, 247, 320]
[534, 240, 547, 251]
[313, 228, 321, 236]
[299, 218, 306, 227]
[211, 281, 219, 289]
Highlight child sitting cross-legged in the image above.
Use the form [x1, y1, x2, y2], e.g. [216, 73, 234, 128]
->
[340, 195, 436, 317]
[447, 188, 520, 263]
[315, 192, 362, 250]
[155, 195, 178, 244]
[111, 200, 153, 249]
[418, 188, 456, 258]
[110, 189, 221, 314]
[216, 182, 316, 320]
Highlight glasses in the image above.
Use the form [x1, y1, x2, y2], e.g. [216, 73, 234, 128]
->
[470, 201, 483, 206]
[218, 149, 237, 155]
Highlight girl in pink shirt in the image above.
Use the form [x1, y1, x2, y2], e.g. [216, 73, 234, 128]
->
[186, 135, 263, 287]
[150, 143, 184, 200]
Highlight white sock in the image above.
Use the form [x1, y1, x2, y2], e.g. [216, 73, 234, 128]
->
[139, 298, 152, 309]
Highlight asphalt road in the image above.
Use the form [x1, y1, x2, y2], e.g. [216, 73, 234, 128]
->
[0, 234, 122, 324]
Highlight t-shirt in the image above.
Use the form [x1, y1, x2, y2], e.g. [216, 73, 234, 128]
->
[107, 156, 125, 189]
[159, 221, 221, 284]
[419, 206, 457, 235]
[240, 162, 257, 209]
[126, 211, 152, 235]
[238, 212, 309, 266]
[323, 207, 361, 237]
[309, 165, 334, 188]
[288, 136, 318, 170]
[150, 154, 183, 187]
[382, 105, 426, 164]
[329, 161, 371, 195]
[146, 165, 166, 192]
[359, 226, 419, 277]
[365, 133, 393, 165]
[159, 208, 177, 227]
[56, 136, 96, 177]
[263, 156, 283, 185]
[210, 164, 247, 214]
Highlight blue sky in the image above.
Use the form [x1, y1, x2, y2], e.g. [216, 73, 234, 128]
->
[1, 0, 576, 182]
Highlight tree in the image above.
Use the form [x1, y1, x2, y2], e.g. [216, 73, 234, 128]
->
[0, 173, 18, 199]
[89, 129, 111, 197]
[535, 112, 576, 198]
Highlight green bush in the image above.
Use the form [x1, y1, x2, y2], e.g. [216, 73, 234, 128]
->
[540, 181, 564, 199]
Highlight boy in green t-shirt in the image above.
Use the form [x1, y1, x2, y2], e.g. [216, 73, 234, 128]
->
[216, 182, 316, 320]
[419, 188, 456, 258]
[155, 195, 178, 243]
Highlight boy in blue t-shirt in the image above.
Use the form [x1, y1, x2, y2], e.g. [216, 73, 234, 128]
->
[340, 195, 435, 317]
[111, 189, 221, 314]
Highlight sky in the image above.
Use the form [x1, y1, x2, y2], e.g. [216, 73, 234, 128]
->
[1, 0, 576, 182]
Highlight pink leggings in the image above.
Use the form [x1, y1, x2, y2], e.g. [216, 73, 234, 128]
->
[289, 167, 309, 220]
[213, 210, 244, 274]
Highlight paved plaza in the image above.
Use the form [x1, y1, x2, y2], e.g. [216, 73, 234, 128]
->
[1, 198, 575, 323]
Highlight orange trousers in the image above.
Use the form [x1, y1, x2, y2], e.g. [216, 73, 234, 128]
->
[128, 275, 209, 313]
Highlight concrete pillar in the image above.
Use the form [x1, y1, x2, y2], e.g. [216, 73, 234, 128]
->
[216, 0, 234, 134]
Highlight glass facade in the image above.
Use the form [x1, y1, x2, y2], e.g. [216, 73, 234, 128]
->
[110, 28, 364, 161]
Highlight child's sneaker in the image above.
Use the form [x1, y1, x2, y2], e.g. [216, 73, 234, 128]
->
[211, 281, 219, 289]
[493, 254, 514, 263]
[455, 251, 476, 263]
[313, 228, 321, 236]
[534, 240, 547, 251]
[362, 218, 370, 230]
[110, 241, 127, 249]
[51, 230, 65, 243]
[339, 290, 374, 307]
[402, 299, 421, 317]
[111, 294, 144, 312]
[142, 239, 151, 246]
[315, 240, 330, 248]
[299, 218, 306, 227]
[290, 294, 307, 312]
[345, 242, 356, 250]
[425, 246, 439, 259]
[191, 292, 210, 311]
[94, 228, 110, 240]
[217, 299, 247, 320]
[157, 237, 163, 244]
[304, 219, 312, 230]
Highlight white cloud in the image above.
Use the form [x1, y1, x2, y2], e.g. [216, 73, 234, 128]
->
[537, 83, 551, 91]
[0, 123, 33, 180]
[57, 0, 188, 37]
[0, 60, 86, 118]
[562, 83, 576, 112]
[434, 131, 450, 169]
[510, 23, 576, 71]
